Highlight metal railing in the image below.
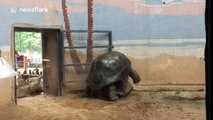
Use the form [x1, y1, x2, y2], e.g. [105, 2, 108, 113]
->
[62, 30, 113, 83]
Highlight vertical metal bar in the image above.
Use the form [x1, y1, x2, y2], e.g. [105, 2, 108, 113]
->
[42, 32, 48, 93]
[61, 32, 65, 86]
[13, 29, 17, 104]
[108, 31, 113, 51]
[57, 30, 64, 96]
[61, 30, 113, 83]
[57, 31, 60, 96]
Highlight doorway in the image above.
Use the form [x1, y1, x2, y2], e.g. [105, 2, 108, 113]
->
[12, 25, 63, 103]
[15, 31, 43, 98]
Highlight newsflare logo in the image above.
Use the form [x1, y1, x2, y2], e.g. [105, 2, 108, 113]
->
[10, 7, 17, 14]
[10, 7, 48, 14]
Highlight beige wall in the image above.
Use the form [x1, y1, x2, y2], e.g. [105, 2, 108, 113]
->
[0, 42, 205, 99]
[0, 78, 14, 105]
[0, 49, 15, 105]
[0, 30, 205, 99]
[63, 47, 205, 92]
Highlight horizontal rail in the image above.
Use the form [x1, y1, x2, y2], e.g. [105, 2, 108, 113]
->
[64, 63, 92, 67]
[64, 80, 85, 83]
[61, 30, 112, 33]
[62, 29, 113, 85]
[64, 45, 114, 49]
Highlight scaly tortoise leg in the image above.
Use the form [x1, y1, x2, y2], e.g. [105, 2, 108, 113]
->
[114, 79, 133, 97]
[107, 85, 119, 101]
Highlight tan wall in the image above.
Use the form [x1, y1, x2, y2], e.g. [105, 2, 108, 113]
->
[0, 49, 14, 105]
[0, 35, 205, 98]
[113, 45, 205, 85]
[0, 78, 13, 105]
[129, 54, 205, 85]
[63, 47, 205, 92]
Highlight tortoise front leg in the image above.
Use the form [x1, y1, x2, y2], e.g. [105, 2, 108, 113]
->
[115, 79, 133, 97]
[121, 80, 133, 97]
[107, 85, 119, 101]
[123, 81, 133, 97]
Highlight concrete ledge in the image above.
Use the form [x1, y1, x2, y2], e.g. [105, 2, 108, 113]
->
[133, 85, 205, 100]
[133, 85, 205, 92]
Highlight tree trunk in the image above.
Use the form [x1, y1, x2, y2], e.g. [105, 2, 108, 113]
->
[86, 0, 94, 71]
[62, 0, 84, 73]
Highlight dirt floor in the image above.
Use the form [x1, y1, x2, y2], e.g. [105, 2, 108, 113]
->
[0, 85, 205, 120]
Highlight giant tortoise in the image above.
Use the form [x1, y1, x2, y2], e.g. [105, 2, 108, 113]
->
[86, 51, 141, 101]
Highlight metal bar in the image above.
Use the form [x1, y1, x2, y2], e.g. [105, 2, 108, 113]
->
[61, 30, 113, 86]
[58, 31, 64, 96]
[108, 31, 113, 51]
[64, 63, 92, 67]
[42, 32, 49, 93]
[61, 30, 112, 33]
[61, 32, 65, 86]
[64, 45, 114, 49]
[64, 80, 86, 83]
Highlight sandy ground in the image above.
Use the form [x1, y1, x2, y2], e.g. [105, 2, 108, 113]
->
[0, 85, 205, 120]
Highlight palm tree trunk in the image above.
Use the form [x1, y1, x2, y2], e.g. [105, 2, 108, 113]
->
[86, 0, 94, 64]
[85, 0, 94, 72]
[62, 0, 84, 73]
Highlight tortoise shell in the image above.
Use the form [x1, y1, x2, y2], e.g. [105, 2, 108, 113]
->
[86, 51, 131, 89]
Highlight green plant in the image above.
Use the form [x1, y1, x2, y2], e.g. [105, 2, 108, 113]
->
[15, 32, 42, 54]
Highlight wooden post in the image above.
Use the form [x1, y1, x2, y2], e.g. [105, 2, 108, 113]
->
[23, 56, 27, 74]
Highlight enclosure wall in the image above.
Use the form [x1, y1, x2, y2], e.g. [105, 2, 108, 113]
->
[0, 0, 206, 94]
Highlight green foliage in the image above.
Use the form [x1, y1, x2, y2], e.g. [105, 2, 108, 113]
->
[15, 32, 42, 54]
